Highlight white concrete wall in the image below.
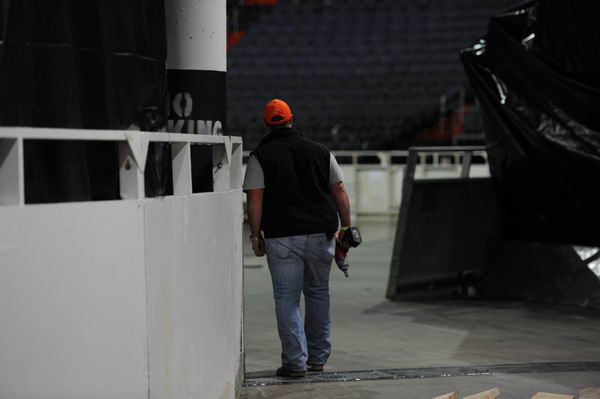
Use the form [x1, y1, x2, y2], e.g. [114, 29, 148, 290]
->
[0, 201, 149, 399]
[343, 163, 490, 215]
[0, 191, 244, 399]
[243, 160, 490, 216]
[0, 129, 244, 399]
[145, 191, 243, 399]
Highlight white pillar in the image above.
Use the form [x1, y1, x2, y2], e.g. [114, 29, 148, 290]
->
[166, 0, 226, 135]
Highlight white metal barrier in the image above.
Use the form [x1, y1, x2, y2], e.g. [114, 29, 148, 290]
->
[242, 149, 490, 216]
[0, 128, 244, 399]
[0, 128, 243, 204]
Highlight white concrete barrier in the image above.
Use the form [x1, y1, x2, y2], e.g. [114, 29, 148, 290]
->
[242, 149, 490, 217]
[0, 128, 244, 399]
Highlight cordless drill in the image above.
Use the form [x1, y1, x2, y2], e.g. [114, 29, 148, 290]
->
[334, 226, 362, 277]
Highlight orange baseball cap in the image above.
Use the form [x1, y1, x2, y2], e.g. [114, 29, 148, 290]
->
[264, 99, 293, 125]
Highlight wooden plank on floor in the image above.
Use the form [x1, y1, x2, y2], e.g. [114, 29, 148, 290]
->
[433, 393, 457, 399]
[531, 393, 574, 399]
[463, 388, 500, 399]
[579, 388, 600, 399]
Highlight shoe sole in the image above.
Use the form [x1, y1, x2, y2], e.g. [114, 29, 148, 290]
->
[276, 368, 306, 378]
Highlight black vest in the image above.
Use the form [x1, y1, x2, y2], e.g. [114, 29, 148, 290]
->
[252, 128, 339, 238]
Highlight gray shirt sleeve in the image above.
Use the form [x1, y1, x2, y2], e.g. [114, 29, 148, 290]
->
[243, 154, 265, 190]
[329, 153, 344, 184]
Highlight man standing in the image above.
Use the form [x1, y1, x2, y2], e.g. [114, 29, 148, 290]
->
[243, 99, 351, 378]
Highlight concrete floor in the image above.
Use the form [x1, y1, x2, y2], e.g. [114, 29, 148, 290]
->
[240, 372, 600, 399]
[241, 218, 600, 397]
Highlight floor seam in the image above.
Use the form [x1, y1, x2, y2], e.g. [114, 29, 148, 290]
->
[243, 361, 600, 387]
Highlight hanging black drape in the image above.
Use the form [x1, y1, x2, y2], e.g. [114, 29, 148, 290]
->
[0, 1, 168, 202]
[461, 0, 600, 246]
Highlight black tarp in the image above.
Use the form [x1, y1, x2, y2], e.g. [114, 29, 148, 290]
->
[0, 1, 168, 202]
[461, 0, 600, 246]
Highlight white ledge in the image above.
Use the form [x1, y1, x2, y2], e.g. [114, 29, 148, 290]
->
[0, 127, 241, 145]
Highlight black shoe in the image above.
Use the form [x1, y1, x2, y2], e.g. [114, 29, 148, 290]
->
[306, 363, 324, 372]
[276, 367, 306, 378]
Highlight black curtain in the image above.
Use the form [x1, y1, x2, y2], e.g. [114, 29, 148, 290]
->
[0, 1, 168, 202]
[461, 0, 600, 246]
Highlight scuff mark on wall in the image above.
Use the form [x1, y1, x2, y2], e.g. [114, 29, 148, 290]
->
[164, 309, 171, 398]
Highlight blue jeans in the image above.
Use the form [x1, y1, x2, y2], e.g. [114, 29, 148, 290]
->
[265, 233, 335, 371]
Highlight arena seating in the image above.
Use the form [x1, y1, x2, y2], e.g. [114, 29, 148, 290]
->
[227, 0, 517, 150]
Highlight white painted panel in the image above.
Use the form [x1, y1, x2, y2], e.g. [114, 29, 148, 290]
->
[0, 201, 148, 399]
[357, 169, 389, 213]
[470, 164, 491, 178]
[213, 143, 231, 192]
[166, 0, 227, 72]
[415, 164, 462, 179]
[413, 164, 490, 179]
[339, 165, 356, 211]
[243, 158, 488, 216]
[0, 138, 21, 205]
[392, 167, 404, 209]
[145, 190, 243, 399]
[230, 143, 243, 190]
[172, 142, 193, 195]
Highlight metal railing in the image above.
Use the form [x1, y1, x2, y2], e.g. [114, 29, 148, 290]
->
[404, 146, 488, 181]
[242, 147, 489, 216]
[0, 128, 242, 206]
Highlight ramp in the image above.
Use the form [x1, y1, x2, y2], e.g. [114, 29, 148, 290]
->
[387, 147, 600, 306]
[386, 147, 500, 299]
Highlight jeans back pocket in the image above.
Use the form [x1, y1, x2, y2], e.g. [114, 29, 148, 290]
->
[266, 238, 291, 259]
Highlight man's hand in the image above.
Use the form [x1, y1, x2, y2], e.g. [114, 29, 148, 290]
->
[337, 226, 350, 247]
[251, 235, 266, 257]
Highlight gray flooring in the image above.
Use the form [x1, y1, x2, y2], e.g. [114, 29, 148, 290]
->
[241, 218, 600, 397]
[241, 372, 600, 399]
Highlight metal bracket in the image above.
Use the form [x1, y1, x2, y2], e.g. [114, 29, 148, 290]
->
[125, 131, 149, 173]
